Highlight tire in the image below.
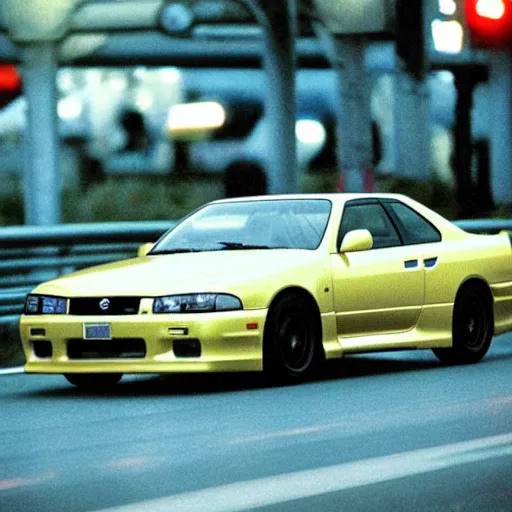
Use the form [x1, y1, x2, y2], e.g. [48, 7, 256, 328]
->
[433, 284, 493, 365]
[263, 293, 319, 382]
[64, 373, 123, 388]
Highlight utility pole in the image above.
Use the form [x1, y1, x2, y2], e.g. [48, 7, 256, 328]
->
[335, 38, 373, 192]
[488, 52, 512, 205]
[393, 0, 430, 182]
[257, 0, 298, 194]
[1, 0, 84, 225]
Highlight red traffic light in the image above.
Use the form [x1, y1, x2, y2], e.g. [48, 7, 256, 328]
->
[465, 0, 512, 48]
[0, 64, 20, 91]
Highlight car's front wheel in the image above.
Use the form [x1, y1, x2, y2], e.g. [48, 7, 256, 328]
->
[64, 373, 123, 388]
[433, 283, 493, 364]
[263, 293, 320, 383]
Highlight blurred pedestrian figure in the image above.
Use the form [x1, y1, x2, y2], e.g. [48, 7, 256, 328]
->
[104, 108, 173, 176]
[64, 135, 104, 189]
[119, 109, 149, 153]
[224, 161, 267, 198]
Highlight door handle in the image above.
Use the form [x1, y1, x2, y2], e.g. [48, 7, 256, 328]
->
[424, 257, 438, 268]
[404, 259, 419, 269]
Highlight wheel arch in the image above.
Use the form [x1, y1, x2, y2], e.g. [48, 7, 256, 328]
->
[265, 286, 326, 361]
[432, 276, 495, 364]
[455, 277, 494, 327]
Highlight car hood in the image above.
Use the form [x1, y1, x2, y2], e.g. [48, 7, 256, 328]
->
[34, 249, 318, 298]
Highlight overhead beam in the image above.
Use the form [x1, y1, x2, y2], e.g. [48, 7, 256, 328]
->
[71, 0, 254, 33]
[0, 31, 401, 70]
[66, 33, 329, 68]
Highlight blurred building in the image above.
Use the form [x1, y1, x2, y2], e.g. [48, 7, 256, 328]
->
[0, 64, 491, 188]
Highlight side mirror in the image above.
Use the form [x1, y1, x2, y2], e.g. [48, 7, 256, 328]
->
[340, 229, 373, 253]
[137, 242, 154, 257]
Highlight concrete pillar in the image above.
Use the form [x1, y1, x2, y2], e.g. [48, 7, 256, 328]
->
[21, 43, 60, 225]
[261, 0, 298, 194]
[489, 52, 512, 205]
[335, 39, 373, 192]
[393, 71, 430, 180]
[1, 0, 83, 225]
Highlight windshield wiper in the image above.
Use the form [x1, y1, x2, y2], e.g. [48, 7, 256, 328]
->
[150, 248, 203, 255]
[217, 241, 271, 250]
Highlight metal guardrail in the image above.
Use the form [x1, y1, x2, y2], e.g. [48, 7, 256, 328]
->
[0, 218, 510, 324]
[455, 219, 512, 234]
[0, 220, 175, 324]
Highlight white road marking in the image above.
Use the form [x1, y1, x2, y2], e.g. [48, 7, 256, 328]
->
[229, 424, 335, 443]
[0, 366, 24, 375]
[96, 432, 512, 512]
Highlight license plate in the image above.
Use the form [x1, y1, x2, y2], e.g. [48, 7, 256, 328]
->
[84, 323, 111, 340]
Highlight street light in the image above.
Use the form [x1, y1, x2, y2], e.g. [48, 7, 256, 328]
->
[431, 0, 466, 54]
[431, 19, 465, 53]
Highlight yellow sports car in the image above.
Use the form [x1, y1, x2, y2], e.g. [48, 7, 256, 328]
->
[20, 194, 512, 387]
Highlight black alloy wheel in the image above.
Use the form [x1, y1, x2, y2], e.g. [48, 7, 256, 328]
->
[64, 373, 123, 388]
[433, 284, 493, 364]
[264, 293, 319, 382]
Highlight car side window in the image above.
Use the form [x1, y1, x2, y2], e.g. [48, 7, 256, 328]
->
[387, 202, 441, 244]
[339, 203, 402, 249]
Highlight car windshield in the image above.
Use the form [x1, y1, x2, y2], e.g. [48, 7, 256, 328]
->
[151, 199, 332, 253]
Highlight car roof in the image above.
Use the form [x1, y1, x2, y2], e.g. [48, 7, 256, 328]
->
[210, 193, 413, 205]
[207, 193, 467, 241]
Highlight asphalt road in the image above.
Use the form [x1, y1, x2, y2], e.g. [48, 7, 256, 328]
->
[1, 334, 512, 512]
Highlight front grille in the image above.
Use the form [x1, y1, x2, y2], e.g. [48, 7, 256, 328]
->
[67, 338, 146, 359]
[69, 297, 141, 316]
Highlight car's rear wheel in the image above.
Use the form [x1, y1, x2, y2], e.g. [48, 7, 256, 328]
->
[433, 283, 493, 364]
[64, 373, 123, 388]
[263, 293, 319, 382]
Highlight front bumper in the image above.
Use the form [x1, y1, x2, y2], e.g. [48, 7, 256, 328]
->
[20, 309, 266, 374]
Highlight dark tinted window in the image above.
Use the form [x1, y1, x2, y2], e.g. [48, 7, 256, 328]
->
[388, 202, 441, 244]
[339, 203, 401, 249]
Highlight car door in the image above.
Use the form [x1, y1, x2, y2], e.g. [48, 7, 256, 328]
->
[330, 200, 425, 338]
[382, 199, 443, 306]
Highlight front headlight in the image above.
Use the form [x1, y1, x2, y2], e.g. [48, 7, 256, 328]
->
[153, 293, 242, 313]
[25, 295, 67, 315]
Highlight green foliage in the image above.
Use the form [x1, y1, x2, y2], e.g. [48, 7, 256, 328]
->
[493, 204, 512, 219]
[0, 176, 225, 226]
[0, 172, 465, 227]
[62, 177, 225, 223]
[0, 321, 25, 367]
[0, 190, 24, 226]
[377, 176, 457, 219]
[300, 171, 338, 194]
